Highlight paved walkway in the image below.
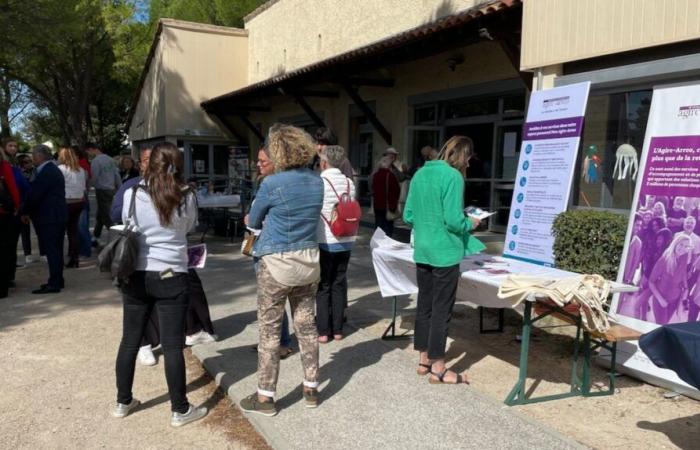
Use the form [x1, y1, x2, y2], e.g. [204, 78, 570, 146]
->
[0, 250, 267, 449]
[192, 233, 582, 450]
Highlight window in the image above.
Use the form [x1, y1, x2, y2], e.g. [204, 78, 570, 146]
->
[574, 89, 652, 210]
[414, 105, 437, 125]
[442, 97, 499, 120]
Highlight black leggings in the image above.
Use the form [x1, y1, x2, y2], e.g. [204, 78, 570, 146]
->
[414, 263, 460, 360]
[116, 271, 190, 413]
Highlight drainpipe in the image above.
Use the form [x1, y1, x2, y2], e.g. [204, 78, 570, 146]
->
[535, 67, 544, 91]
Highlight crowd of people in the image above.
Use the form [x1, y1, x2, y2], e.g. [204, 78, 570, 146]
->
[618, 195, 700, 324]
[1, 124, 480, 426]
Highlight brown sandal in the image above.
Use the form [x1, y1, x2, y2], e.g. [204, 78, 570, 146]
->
[417, 363, 431, 376]
[429, 369, 469, 385]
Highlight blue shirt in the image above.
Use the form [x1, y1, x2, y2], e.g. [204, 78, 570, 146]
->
[248, 168, 323, 257]
[110, 176, 141, 224]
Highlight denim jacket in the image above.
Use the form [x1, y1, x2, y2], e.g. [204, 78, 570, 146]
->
[248, 168, 323, 257]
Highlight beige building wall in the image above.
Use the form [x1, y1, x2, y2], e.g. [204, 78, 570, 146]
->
[248, 41, 520, 163]
[245, 0, 491, 83]
[129, 20, 249, 142]
[521, 0, 700, 70]
[129, 37, 167, 142]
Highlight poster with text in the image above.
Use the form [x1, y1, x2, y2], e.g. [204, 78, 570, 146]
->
[503, 82, 591, 266]
[611, 81, 700, 397]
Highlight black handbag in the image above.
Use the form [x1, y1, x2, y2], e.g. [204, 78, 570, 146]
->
[97, 186, 141, 284]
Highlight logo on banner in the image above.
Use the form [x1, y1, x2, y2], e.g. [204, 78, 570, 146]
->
[678, 105, 700, 119]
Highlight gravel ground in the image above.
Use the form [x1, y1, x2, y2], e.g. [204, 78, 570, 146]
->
[0, 255, 269, 450]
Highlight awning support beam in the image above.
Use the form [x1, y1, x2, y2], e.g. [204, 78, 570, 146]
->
[238, 114, 265, 142]
[292, 94, 326, 128]
[345, 77, 395, 88]
[211, 113, 247, 144]
[342, 83, 392, 145]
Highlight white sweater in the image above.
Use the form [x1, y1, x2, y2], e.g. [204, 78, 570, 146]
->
[317, 168, 357, 251]
[122, 184, 197, 273]
[58, 165, 87, 200]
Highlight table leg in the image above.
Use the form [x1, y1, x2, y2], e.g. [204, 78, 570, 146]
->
[381, 296, 412, 341]
[504, 301, 532, 405]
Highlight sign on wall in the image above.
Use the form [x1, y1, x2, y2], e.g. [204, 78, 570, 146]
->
[503, 82, 591, 266]
[611, 81, 700, 396]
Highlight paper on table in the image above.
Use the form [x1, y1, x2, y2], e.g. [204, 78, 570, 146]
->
[188, 244, 207, 269]
[464, 206, 496, 220]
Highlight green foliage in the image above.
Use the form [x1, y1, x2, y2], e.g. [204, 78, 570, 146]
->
[148, 0, 265, 28]
[551, 209, 628, 280]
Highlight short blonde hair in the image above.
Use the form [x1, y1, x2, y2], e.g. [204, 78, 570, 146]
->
[438, 135, 474, 175]
[266, 123, 316, 172]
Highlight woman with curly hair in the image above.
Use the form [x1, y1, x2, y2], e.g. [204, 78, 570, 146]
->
[241, 124, 324, 416]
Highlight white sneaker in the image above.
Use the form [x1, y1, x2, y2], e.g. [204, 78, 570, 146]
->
[24, 255, 38, 266]
[40, 256, 48, 263]
[185, 331, 217, 346]
[137, 345, 156, 366]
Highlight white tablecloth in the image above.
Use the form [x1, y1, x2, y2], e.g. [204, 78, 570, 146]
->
[197, 194, 241, 209]
[370, 229, 635, 309]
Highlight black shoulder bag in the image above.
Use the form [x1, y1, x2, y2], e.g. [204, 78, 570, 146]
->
[97, 186, 141, 284]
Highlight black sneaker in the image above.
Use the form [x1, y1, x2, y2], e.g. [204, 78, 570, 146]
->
[239, 393, 277, 417]
[303, 388, 319, 408]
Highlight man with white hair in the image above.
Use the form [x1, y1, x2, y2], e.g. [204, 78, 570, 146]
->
[21, 144, 67, 294]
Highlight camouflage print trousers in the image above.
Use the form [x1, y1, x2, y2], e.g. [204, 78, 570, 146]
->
[256, 260, 319, 397]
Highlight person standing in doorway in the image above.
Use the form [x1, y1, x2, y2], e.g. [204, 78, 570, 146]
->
[371, 156, 400, 237]
[88, 142, 121, 247]
[404, 136, 483, 385]
[22, 145, 67, 294]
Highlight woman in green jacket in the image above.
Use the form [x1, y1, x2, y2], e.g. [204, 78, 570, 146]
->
[403, 136, 483, 385]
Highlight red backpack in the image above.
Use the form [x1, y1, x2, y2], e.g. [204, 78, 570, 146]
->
[321, 177, 361, 237]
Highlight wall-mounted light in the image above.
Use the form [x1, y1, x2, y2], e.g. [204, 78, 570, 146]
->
[446, 55, 465, 71]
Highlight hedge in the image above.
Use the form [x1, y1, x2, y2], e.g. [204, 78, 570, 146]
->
[551, 209, 628, 280]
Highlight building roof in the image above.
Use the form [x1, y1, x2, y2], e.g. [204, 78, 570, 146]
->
[126, 19, 246, 132]
[203, 0, 521, 112]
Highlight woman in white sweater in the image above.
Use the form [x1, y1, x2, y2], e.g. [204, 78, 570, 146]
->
[316, 145, 357, 342]
[57, 147, 87, 268]
[113, 142, 207, 427]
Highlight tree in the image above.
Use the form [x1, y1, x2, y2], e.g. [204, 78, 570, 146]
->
[0, 69, 31, 138]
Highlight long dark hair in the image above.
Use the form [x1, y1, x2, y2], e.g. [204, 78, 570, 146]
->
[144, 142, 187, 226]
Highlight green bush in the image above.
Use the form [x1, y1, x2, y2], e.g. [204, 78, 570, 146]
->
[551, 209, 628, 280]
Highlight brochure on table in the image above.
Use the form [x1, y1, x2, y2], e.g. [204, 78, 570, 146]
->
[502, 82, 591, 266]
[608, 81, 700, 398]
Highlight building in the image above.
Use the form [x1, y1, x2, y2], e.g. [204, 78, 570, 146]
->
[521, 0, 700, 214]
[202, 0, 527, 232]
[129, 0, 700, 220]
[127, 19, 248, 187]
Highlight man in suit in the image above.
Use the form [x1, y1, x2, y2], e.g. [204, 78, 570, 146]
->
[21, 145, 67, 294]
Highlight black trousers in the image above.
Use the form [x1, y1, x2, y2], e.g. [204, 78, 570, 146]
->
[316, 249, 351, 336]
[94, 189, 115, 239]
[20, 221, 32, 256]
[0, 215, 14, 297]
[36, 221, 65, 289]
[373, 208, 394, 237]
[65, 202, 85, 263]
[139, 269, 216, 347]
[116, 271, 190, 413]
[414, 263, 460, 360]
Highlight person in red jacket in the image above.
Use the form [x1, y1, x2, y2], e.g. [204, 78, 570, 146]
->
[371, 155, 401, 237]
[0, 146, 21, 298]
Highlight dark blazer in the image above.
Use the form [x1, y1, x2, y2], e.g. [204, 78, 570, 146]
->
[23, 161, 67, 225]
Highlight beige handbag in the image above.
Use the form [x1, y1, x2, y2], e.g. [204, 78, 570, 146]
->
[241, 231, 257, 257]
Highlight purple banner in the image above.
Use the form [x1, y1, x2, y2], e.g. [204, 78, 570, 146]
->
[616, 135, 700, 325]
[522, 117, 584, 141]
